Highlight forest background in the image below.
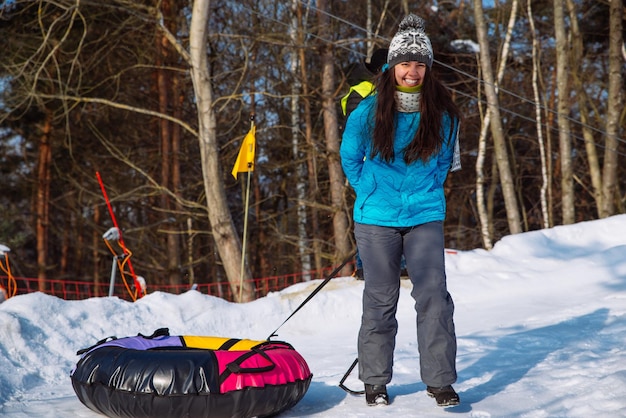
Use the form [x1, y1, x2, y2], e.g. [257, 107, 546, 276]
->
[0, 0, 623, 302]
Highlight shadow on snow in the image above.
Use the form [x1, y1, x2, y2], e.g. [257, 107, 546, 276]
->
[458, 308, 610, 406]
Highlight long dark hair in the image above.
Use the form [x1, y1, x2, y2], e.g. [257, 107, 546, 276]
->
[371, 66, 461, 164]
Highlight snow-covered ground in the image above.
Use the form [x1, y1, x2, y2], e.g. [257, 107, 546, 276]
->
[1, 215, 626, 417]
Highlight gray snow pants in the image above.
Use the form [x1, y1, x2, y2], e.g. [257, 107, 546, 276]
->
[354, 221, 457, 387]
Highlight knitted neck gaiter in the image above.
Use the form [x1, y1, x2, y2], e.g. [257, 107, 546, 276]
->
[395, 85, 422, 113]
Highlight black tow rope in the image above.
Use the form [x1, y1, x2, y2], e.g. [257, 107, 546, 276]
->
[267, 251, 356, 340]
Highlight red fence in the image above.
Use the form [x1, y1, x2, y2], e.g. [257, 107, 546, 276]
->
[1, 262, 354, 303]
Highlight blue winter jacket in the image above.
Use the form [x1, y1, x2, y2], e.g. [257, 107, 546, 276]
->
[340, 94, 460, 227]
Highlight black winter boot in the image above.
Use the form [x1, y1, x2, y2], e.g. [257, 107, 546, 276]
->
[426, 385, 460, 407]
[365, 384, 389, 406]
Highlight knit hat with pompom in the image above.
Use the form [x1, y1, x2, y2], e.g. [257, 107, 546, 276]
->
[387, 14, 433, 68]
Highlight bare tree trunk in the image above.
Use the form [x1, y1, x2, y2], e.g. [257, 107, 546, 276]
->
[189, 0, 254, 302]
[317, 0, 352, 275]
[544, 66, 558, 226]
[474, 0, 518, 248]
[156, 0, 182, 286]
[366, 0, 372, 55]
[36, 113, 52, 291]
[61, 218, 69, 276]
[186, 217, 195, 286]
[93, 203, 101, 296]
[566, 0, 602, 217]
[295, 2, 322, 276]
[474, 64, 492, 249]
[473, 0, 522, 235]
[290, 0, 312, 280]
[600, 0, 623, 217]
[171, 71, 184, 282]
[528, 0, 550, 229]
[554, 0, 575, 224]
[487, 157, 499, 237]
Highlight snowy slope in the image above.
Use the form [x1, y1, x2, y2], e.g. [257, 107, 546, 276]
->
[1, 215, 626, 417]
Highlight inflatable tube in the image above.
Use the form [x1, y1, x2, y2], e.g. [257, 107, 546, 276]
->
[70, 328, 312, 418]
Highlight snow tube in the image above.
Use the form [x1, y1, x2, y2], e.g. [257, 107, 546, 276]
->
[70, 328, 312, 418]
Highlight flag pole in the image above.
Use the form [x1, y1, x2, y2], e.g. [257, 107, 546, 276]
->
[238, 116, 255, 302]
[239, 162, 252, 302]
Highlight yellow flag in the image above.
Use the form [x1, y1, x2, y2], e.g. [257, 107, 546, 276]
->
[231, 124, 256, 179]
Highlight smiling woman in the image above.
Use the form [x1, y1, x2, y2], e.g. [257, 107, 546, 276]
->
[340, 13, 463, 408]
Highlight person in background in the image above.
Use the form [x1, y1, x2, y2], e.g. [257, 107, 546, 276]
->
[340, 14, 462, 407]
[339, 47, 408, 280]
[340, 48, 386, 280]
[340, 47, 388, 126]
